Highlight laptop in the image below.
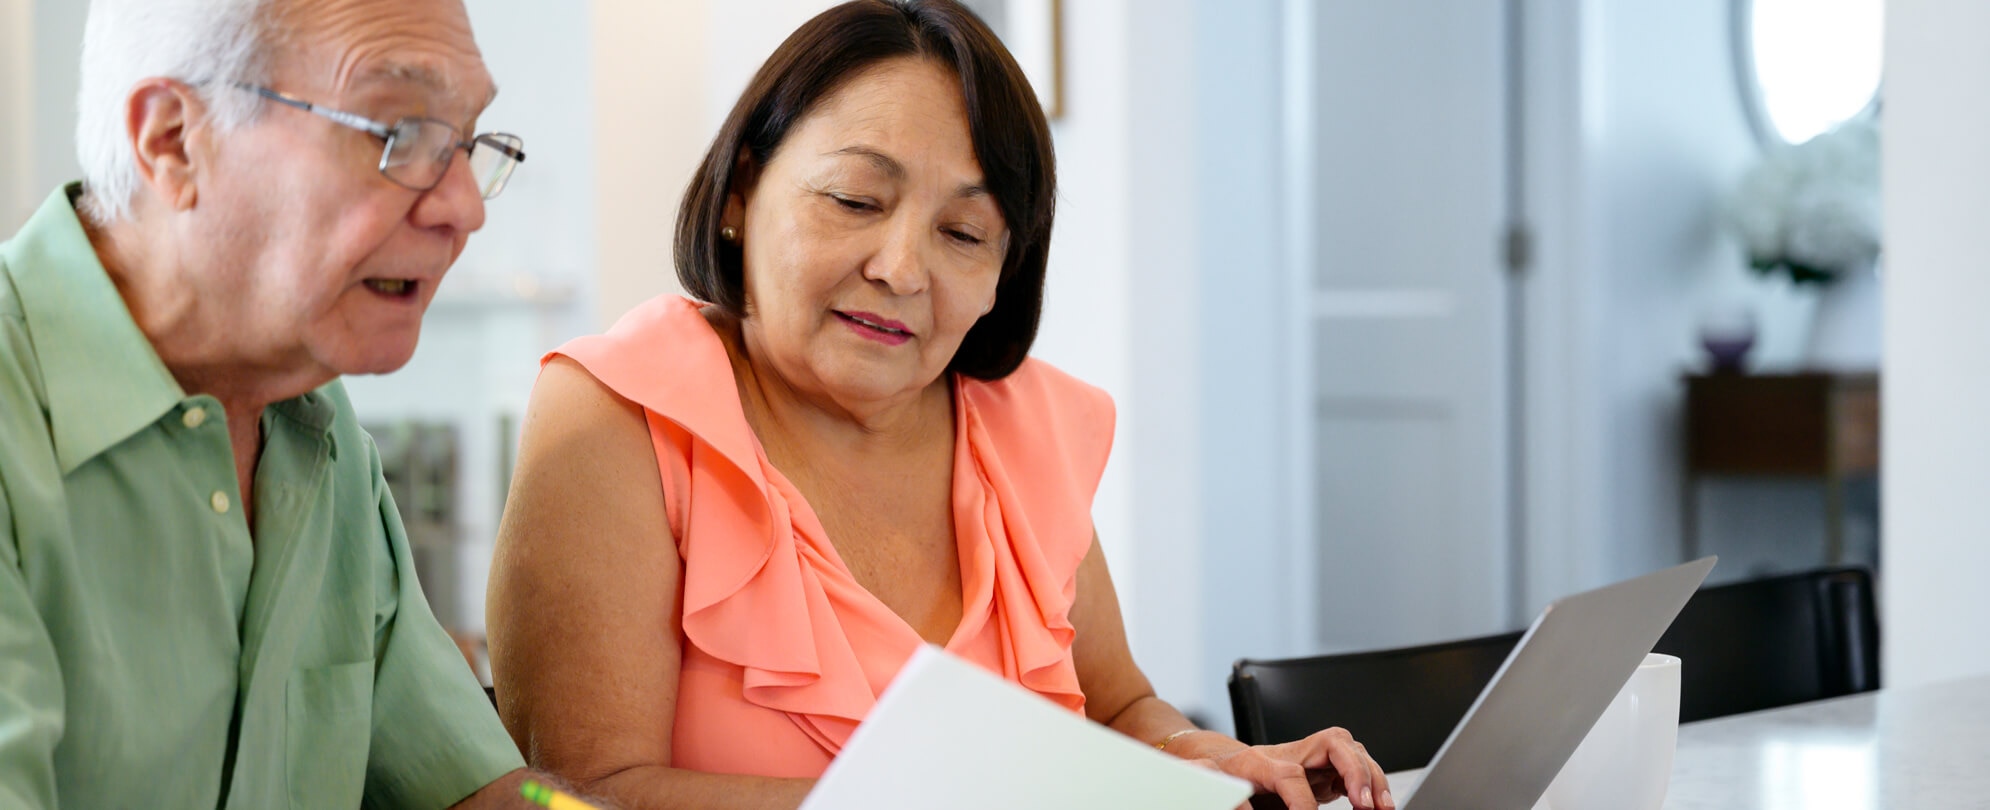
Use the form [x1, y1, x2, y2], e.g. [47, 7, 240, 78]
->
[1398, 556, 1718, 808]
[801, 556, 1713, 810]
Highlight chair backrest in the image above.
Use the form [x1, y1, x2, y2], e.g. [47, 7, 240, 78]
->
[1652, 565, 1879, 722]
[1228, 630, 1523, 772]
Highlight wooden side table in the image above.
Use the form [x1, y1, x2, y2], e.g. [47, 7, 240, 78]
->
[1682, 372, 1881, 565]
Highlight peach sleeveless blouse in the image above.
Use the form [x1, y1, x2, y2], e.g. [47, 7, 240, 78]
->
[546, 295, 1115, 778]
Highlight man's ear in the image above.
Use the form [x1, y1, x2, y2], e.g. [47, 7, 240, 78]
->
[124, 78, 206, 211]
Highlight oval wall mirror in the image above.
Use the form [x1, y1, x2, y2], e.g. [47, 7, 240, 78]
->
[1734, 0, 1886, 147]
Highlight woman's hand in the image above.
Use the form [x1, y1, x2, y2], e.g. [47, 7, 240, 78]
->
[1062, 540, 1393, 809]
[1195, 728, 1394, 810]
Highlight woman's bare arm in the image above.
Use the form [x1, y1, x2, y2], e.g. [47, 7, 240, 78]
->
[1068, 534, 1392, 810]
[1066, 535, 1239, 752]
[487, 356, 813, 810]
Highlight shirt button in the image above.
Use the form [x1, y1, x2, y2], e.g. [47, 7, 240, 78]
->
[182, 407, 208, 429]
[210, 491, 231, 514]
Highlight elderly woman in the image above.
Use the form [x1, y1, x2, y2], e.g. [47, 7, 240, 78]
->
[486, 2, 1391, 809]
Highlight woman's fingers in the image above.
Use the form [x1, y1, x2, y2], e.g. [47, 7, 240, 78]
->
[1201, 755, 1317, 809]
[1209, 748, 1322, 810]
[1284, 728, 1389, 809]
[1370, 756, 1395, 809]
[1259, 756, 1321, 810]
[1307, 767, 1345, 798]
[1203, 728, 1395, 810]
[1272, 763, 1319, 810]
[1321, 741, 1375, 808]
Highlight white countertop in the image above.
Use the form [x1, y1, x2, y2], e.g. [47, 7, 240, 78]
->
[1322, 673, 1990, 809]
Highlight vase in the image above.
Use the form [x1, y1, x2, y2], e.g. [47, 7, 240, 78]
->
[1696, 303, 1759, 373]
[1805, 263, 1882, 371]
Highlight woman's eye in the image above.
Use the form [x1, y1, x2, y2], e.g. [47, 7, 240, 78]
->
[831, 195, 876, 212]
[945, 228, 984, 246]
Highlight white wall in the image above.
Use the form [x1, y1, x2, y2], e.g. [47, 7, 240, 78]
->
[1122, 0, 1205, 716]
[28, 0, 84, 200]
[1566, 0, 1832, 591]
[1, 0, 33, 229]
[1882, 0, 1990, 688]
[591, 0, 709, 327]
[1517, 0, 1608, 619]
[0, 0, 86, 231]
[1590, 0, 1746, 583]
[1191, 0, 1286, 729]
[452, 0, 599, 315]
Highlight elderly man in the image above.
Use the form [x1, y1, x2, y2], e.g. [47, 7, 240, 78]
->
[0, 0, 584, 807]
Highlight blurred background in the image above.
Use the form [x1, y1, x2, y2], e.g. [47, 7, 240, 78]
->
[7, 0, 1977, 731]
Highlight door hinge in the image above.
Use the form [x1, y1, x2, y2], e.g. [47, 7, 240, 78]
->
[1503, 223, 1533, 277]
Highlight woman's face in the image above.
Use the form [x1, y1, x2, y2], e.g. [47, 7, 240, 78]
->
[729, 57, 1009, 410]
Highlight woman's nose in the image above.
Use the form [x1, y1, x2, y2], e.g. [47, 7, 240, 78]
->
[863, 220, 930, 295]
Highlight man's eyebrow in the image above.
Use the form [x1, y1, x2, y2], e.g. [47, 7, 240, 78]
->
[358, 60, 452, 92]
[356, 61, 499, 110]
[829, 146, 992, 200]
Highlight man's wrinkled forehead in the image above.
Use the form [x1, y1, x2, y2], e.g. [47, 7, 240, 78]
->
[274, 0, 496, 111]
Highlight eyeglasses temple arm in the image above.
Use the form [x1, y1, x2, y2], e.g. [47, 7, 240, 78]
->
[240, 83, 393, 140]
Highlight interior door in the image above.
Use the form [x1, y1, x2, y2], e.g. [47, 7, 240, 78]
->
[1307, 0, 1513, 653]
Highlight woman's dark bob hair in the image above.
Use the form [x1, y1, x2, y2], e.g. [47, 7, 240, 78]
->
[674, 0, 1056, 381]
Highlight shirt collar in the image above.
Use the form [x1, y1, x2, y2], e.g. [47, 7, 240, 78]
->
[271, 387, 337, 437]
[3, 185, 187, 472]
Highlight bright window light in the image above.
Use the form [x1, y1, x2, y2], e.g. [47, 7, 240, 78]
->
[1750, 0, 1885, 144]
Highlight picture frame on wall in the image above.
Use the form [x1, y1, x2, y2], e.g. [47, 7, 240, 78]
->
[959, 0, 1063, 119]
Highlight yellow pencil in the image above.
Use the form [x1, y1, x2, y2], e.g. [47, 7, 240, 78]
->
[520, 779, 603, 810]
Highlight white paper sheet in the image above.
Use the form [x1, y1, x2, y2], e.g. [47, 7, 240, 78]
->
[798, 646, 1255, 810]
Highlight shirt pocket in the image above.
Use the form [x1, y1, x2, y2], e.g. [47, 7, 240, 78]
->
[286, 660, 374, 809]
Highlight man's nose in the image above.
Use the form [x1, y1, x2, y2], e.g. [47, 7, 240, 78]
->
[409, 149, 489, 235]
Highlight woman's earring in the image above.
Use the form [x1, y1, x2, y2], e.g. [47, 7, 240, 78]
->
[721, 225, 740, 243]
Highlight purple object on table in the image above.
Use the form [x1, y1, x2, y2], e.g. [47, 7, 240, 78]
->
[1701, 334, 1756, 373]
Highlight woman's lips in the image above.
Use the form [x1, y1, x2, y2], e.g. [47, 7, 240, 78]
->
[836, 310, 913, 346]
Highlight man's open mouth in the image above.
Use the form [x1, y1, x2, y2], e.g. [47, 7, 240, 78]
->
[364, 279, 419, 298]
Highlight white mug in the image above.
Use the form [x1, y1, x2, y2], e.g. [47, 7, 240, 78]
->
[1538, 653, 1681, 810]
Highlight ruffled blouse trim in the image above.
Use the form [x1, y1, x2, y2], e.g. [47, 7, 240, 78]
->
[547, 295, 1107, 755]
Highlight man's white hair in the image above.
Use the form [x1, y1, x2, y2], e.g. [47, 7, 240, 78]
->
[76, 0, 278, 224]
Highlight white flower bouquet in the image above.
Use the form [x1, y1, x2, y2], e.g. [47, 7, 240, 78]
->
[1726, 118, 1882, 285]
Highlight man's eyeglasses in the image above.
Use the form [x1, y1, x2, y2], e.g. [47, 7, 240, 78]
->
[239, 84, 525, 200]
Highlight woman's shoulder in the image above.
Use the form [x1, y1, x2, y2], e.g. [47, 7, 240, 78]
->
[964, 357, 1115, 434]
[545, 295, 737, 418]
[960, 357, 1116, 493]
[551, 294, 718, 374]
[542, 295, 766, 480]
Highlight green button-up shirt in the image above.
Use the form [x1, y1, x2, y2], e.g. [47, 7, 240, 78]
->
[0, 187, 524, 809]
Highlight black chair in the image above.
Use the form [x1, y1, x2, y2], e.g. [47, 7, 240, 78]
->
[1228, 630, 1523, 772]
[1653, 565, 1879, 722]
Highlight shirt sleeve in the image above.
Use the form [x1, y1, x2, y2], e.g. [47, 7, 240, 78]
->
[361, 445, 524, 809]
[0, 480, 64, 810]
